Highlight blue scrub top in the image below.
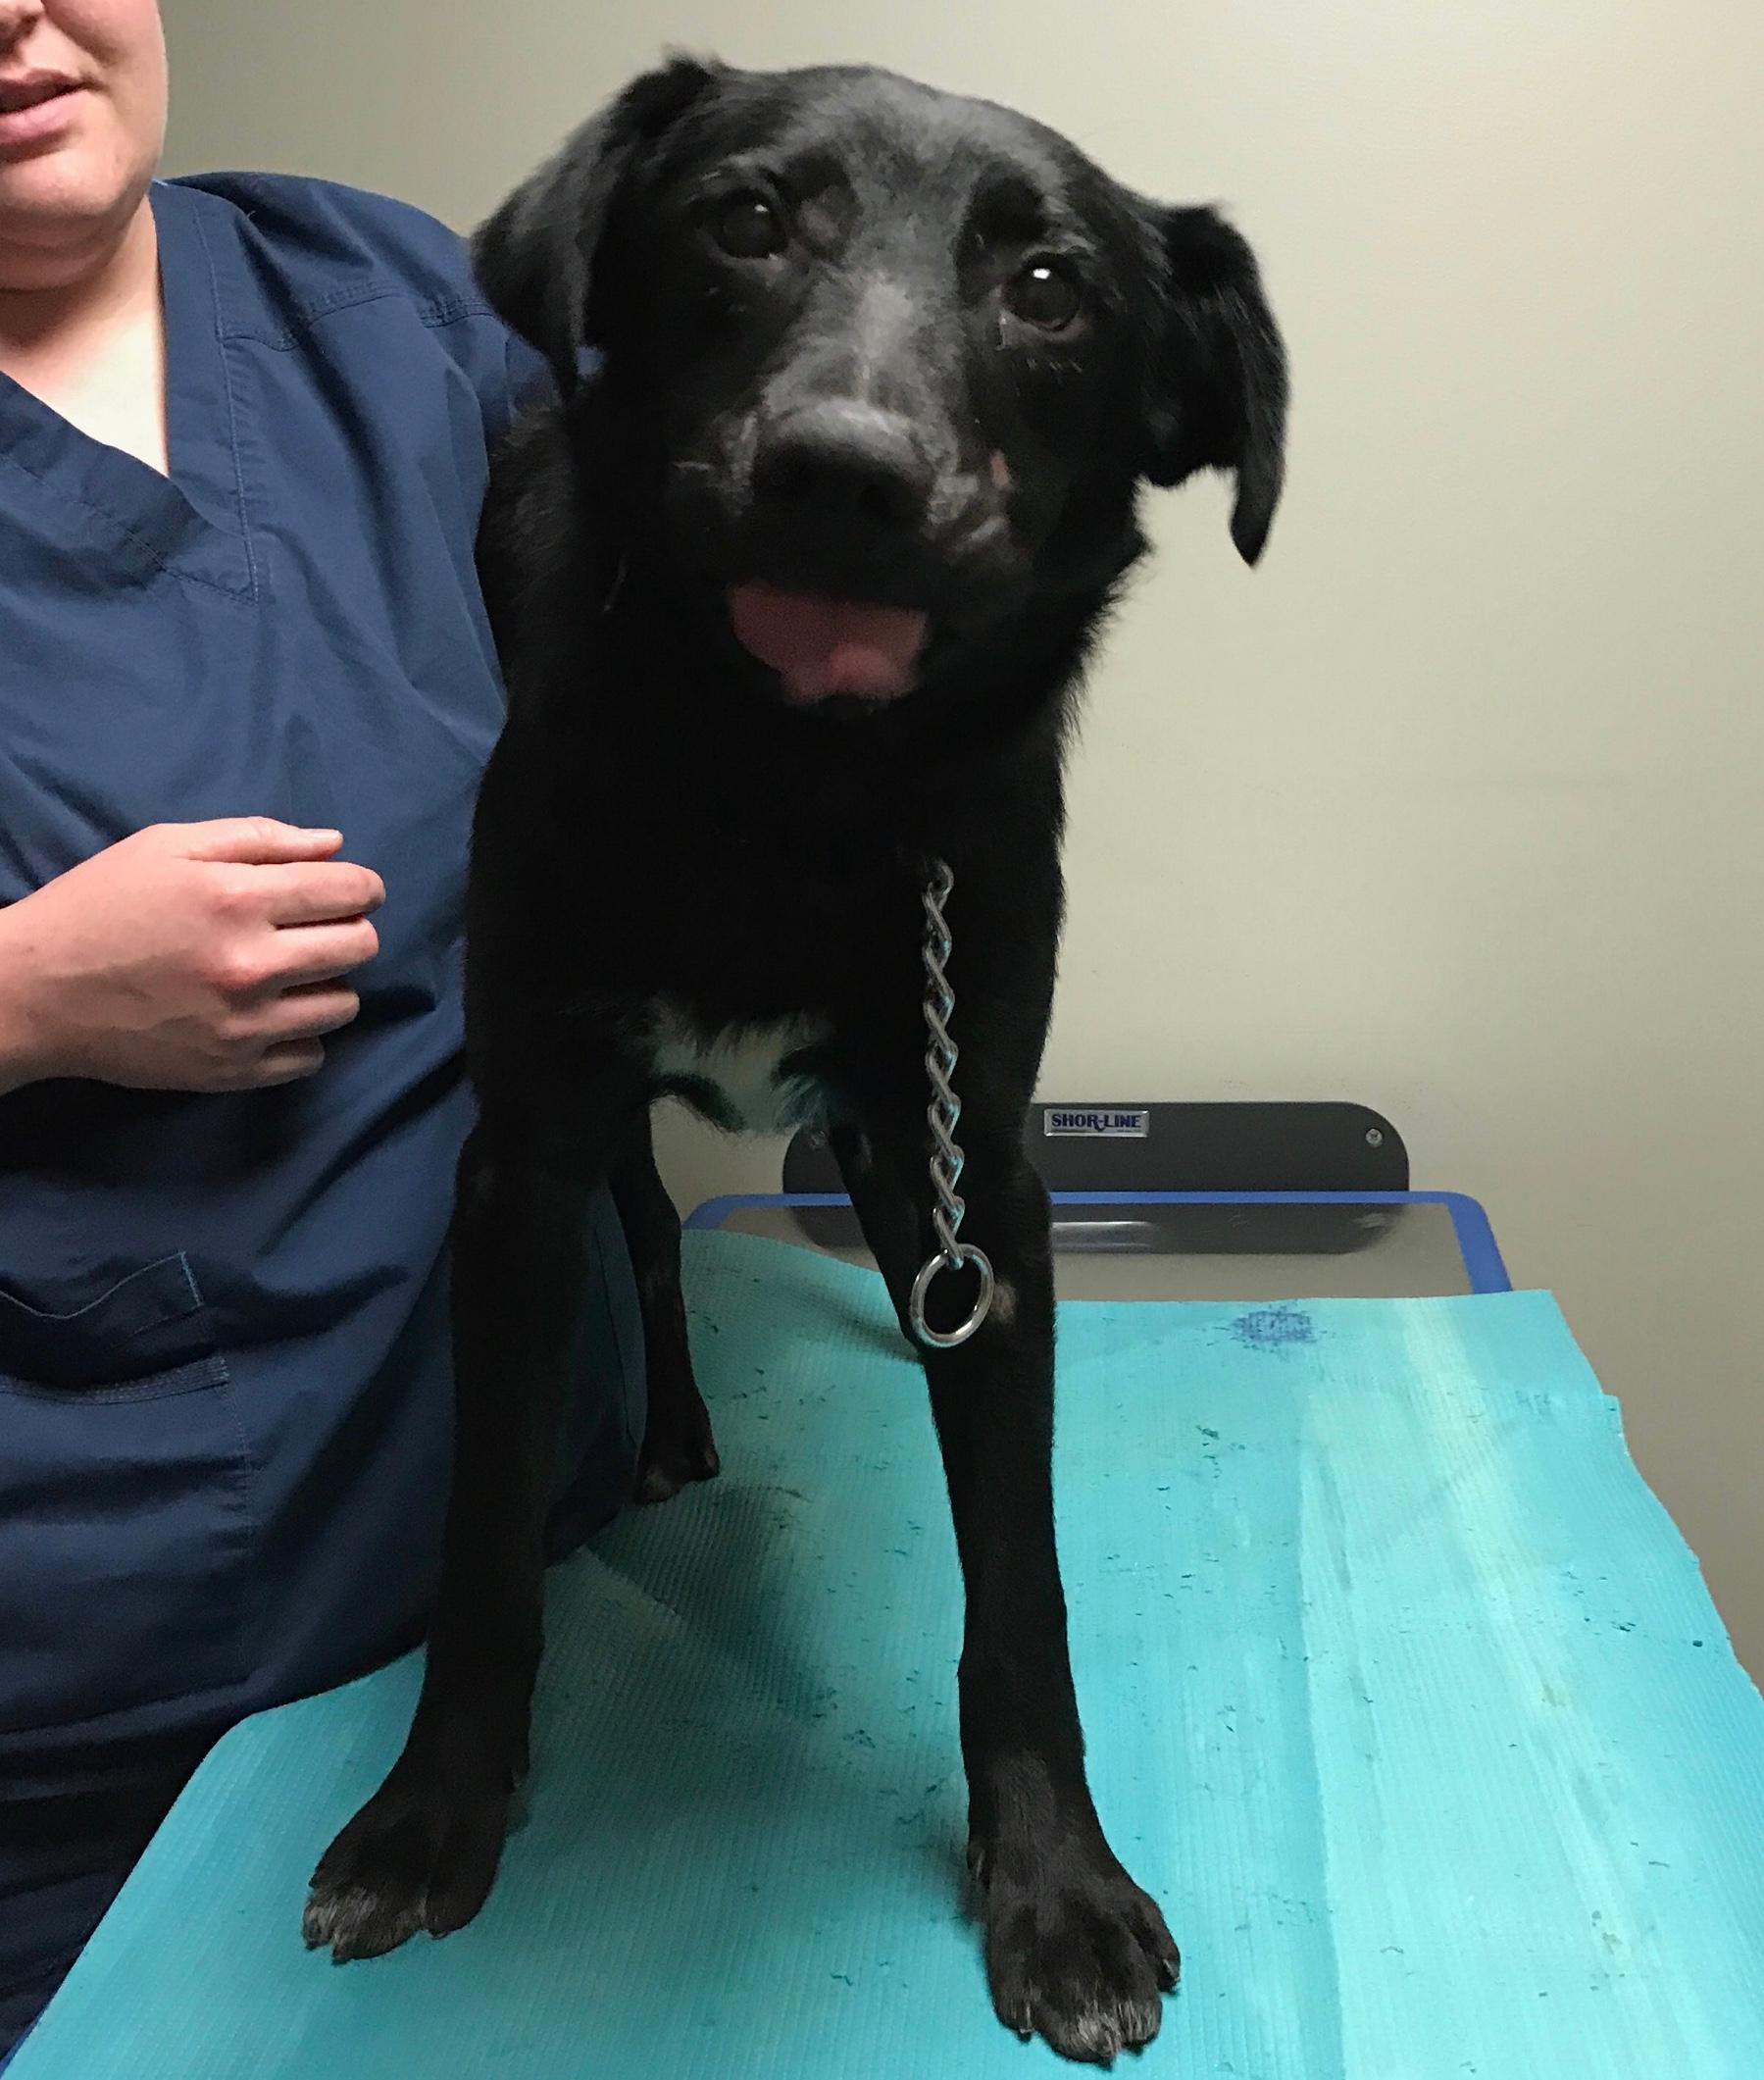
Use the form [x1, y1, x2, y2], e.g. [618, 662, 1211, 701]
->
[0, 175, 643, 1765]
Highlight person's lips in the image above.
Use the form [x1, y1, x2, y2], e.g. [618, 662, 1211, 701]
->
[0, 76, 86, 150]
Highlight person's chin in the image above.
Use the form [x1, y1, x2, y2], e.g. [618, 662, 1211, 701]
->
[0, 156, 156, 281]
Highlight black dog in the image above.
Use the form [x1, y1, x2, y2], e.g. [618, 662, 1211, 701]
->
[303, 59, 1285, 2064]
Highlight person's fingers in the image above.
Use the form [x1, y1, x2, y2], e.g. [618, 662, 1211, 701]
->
[254, 919, 380, 989]
[250, 860, 386, 926]
[246, 1039, 328, 1086]
[252, 986, 363, 1044]
[173, 818, 344, 865]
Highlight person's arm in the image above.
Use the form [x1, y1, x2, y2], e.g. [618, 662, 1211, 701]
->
[0, 819, 384, 1098]
[0, 932, 46, 1097]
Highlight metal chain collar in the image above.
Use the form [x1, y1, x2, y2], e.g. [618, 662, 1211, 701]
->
[908, 858, 995, 1349]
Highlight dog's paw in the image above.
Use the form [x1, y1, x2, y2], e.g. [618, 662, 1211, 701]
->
[979, 1844, 1180, 2064]
[303, 1761, 512, 1964]
[633, 1396, 721, 1505]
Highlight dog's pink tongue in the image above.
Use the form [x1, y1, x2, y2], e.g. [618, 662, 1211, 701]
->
[728, 584, 928, 703]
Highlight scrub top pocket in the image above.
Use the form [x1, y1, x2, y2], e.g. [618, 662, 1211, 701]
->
[0, 1253, 256, 1737]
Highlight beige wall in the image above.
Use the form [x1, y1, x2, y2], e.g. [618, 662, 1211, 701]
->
[160, 5, 1764, 1668]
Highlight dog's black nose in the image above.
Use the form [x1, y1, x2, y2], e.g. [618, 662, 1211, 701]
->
[751, 403, 934, 540]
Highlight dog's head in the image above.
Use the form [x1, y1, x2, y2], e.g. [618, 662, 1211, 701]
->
[474, 60, 1286, 711]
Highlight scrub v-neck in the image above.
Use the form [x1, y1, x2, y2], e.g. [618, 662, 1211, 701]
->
[0, 179, 257, 601]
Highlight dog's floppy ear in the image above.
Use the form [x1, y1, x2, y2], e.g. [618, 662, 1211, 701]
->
[1141, 205, 1288, 565]
[471, 57, 724, 395]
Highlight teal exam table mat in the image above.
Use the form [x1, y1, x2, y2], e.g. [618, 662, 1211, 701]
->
[17, 1230, 1764, 2077]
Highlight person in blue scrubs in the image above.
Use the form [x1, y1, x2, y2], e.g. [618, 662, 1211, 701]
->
[0, 2, 643, 2053]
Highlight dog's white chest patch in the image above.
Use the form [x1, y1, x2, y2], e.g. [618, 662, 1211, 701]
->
[649, 1005, 830, 1136]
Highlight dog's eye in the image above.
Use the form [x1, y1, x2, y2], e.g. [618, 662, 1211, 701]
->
[1005, 260, 1084, 332]
[711, 192, 788, 261]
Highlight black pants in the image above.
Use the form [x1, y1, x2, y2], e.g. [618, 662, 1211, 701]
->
[0, 1733, 214, 2062]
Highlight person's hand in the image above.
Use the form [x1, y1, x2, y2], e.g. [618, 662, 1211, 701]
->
[0, 819, 383, 1095]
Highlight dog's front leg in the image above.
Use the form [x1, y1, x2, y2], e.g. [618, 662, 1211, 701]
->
[611, 1109, 720, 1504]
[849, 1115, 1180, 2063]
[303, 1067, 637, 1962]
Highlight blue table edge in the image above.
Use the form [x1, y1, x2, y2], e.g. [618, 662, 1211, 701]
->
[684, 1190, 1512, 1296]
